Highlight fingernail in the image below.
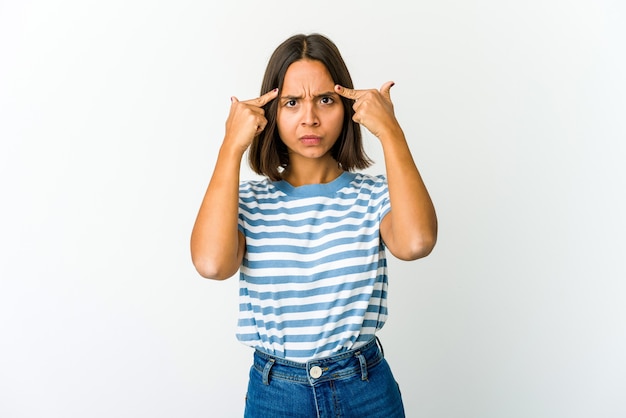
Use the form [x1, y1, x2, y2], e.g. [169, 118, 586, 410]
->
[335, 85, 342, 91]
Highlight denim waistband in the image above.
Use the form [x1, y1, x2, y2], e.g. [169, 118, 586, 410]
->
[252, 338, 384, 386]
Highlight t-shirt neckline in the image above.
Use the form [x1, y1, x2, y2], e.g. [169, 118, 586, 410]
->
[272, 171, 356, 197]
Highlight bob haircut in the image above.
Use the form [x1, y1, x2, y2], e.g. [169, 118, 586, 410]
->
[248, 33, 372, 181]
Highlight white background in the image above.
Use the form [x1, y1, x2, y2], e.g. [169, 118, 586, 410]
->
[1, 1, 625, 417]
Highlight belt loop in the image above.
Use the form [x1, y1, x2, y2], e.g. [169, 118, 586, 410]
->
[376, 336, 385, 357]
[262, 358, 275, 385]
[355, 351, 368, 381]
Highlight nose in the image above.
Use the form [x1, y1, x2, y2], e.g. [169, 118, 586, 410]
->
[301, 102, 320, 126]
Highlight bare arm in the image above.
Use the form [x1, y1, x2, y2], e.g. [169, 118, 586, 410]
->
[336, 83, 437, 260]
[190, 89, 278, 279]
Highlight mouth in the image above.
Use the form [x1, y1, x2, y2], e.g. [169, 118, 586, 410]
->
[300, 135, 322, 145]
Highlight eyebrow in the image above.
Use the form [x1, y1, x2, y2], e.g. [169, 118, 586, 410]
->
[280, 91, 338, 100]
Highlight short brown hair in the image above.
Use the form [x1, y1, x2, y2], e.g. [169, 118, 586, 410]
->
[248, 33, 372, 181]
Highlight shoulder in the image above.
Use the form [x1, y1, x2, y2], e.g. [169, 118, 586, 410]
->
[239, 178, 287, 208]
[239, 177, 274, 194]
[346, 172, 388, 193]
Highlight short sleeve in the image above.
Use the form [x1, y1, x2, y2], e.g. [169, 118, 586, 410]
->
[375, 175, 391, 221]
[237, 181, 248, 235]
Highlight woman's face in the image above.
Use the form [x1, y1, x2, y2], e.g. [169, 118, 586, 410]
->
[276, 59, 345, 164]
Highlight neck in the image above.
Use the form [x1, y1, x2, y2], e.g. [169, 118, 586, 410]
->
[281, 158, 344, 187]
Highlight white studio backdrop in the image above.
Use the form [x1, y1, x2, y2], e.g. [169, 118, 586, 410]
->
[1, 1, 625, 417]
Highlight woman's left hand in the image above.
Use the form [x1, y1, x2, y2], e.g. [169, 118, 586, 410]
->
[335, 81, 401, 140]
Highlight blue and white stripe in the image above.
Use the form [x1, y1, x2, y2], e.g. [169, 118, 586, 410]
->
[237, 172, 391, 361]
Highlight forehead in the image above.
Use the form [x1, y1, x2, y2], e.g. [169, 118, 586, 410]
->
[282, 59, 334, 91]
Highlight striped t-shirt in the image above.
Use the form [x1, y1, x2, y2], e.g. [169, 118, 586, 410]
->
[236, 171, 392, 362]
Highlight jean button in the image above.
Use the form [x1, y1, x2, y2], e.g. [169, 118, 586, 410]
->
[309, 365, 322, 379]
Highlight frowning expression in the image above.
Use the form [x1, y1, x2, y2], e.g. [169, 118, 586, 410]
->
[277, 59, 345, 163]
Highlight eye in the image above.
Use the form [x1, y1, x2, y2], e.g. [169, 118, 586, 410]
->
[320, 96, 334, 105]
[285, 99, 297, 107]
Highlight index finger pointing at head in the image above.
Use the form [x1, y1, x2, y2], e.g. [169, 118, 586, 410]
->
[245, 88, 279, 107]
[334, 84, 360, 100]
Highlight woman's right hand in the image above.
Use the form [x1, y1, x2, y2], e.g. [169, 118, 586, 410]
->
[224, 88, 279, 152]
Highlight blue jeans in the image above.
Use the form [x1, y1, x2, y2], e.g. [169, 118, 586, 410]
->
[244, 338, 405, 418]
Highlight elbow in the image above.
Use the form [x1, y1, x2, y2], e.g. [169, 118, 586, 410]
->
[407, 220, 439, 260]
[190, 237, 241, 280]
[391, 227, 438, 261]
[395, 236, 437, 261]
[191, 256, 239, 281]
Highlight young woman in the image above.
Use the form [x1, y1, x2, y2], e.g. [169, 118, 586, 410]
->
[191, 33, 437, 418]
